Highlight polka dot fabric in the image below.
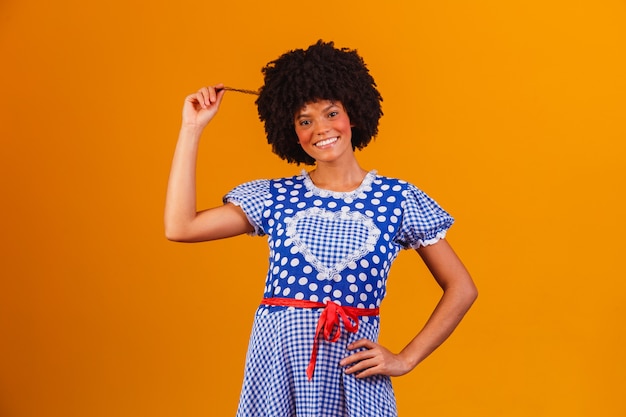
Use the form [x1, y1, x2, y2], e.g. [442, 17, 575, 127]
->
[223, 170, 453, 416]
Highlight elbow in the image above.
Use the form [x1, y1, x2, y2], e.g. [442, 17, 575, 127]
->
[164, 228, 183, 242]
[164, 221, 209, 243]
[470, 286, 479, 305]
[465, 281, 479, 306]
[164, 222, 191, 242]
[449, 278, 478, 309]
[165, 232, 183, 242]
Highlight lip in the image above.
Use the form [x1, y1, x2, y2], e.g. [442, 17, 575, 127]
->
[314, 137, 338, 147]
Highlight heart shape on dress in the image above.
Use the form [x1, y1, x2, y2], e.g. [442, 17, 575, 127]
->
[285, 207, 381, 280]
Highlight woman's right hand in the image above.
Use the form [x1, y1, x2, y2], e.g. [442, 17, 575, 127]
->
[181, 84, 226, 130]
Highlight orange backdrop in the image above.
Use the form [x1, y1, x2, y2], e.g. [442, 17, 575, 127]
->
[1, 1, 625, 416]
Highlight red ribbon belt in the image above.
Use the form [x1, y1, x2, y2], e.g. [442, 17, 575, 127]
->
[261, 297, 380, 380]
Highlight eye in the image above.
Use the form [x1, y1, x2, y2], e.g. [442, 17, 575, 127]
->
[328, 111, 339, 118]
[298, 119, 311, 126]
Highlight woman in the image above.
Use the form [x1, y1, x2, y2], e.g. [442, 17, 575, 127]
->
[165, 40, 477, 417]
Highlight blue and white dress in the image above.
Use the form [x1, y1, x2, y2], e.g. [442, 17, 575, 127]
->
[224, 170, 453, 417]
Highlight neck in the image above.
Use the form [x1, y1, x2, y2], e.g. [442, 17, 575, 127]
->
[308, 159, 369, 192]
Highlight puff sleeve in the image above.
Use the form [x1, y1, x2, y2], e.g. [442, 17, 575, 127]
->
[222, 179, 270, 236]
[394, 183, 454, 249]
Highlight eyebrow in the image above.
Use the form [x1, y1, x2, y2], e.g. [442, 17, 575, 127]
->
[295, 102, 338, 120]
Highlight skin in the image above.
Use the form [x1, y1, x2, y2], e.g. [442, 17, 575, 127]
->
[164, 84, 254, 242]
[165, 85, 478, 379]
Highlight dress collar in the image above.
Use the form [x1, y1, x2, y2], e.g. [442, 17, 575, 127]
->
[300, 169, 378, 199]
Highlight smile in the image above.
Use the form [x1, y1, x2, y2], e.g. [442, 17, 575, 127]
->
[314, 137, 338, 147]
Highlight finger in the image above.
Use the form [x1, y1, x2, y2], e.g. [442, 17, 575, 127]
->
[184, 94, 206, 115]
[200, 87, 212, 108]
[185, 93, 199, 105]
[340, 349, 377, 366]
[191, 89, 206, 109]
[208, 85, 218, 104]
[206, 84, 225, 105]
[354, 365, 382, 379]
[200, 86, 219, 108]
[214, 85, 226, 105]
[347, 338, 377, 351]
[344, 357, 380, 375]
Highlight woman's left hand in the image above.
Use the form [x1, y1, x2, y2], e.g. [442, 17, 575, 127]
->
[339, 339, 413, 378]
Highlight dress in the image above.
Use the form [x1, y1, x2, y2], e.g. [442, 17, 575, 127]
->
[223, 170, 454, 417]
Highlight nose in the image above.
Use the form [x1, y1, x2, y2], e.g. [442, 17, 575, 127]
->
[315, 118, 330, 135]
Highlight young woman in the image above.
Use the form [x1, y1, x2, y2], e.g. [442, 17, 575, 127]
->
[165, 40, 477, 417]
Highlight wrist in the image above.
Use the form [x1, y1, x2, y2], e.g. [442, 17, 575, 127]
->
[179, 123, 205, 139]
[398, 349, 422, 371]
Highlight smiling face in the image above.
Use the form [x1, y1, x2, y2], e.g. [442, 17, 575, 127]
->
[293, 100, 355, 165]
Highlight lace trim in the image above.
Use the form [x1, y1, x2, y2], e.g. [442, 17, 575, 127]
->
[300, 170, 378, 199]
[410, 230, 448, 249]
[225, 199, 263, 236]
[285, 207, 381, 280]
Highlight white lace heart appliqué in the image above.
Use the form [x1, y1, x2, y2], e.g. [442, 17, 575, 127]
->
[285, 207, 381, 280]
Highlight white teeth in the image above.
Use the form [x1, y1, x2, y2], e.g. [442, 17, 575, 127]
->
[315, 137, 338, 147]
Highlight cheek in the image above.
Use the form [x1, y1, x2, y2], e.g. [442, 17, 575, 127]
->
[339, 115, 353, 130]
[294, 128, 310, 144]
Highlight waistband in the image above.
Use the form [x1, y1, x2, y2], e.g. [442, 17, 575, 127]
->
[261, 297, 380, 380]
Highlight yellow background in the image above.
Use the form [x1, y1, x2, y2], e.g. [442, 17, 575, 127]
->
[1, 0, 625, 416]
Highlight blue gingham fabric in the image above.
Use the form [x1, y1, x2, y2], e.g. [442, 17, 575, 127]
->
[223, 171, 454, 417]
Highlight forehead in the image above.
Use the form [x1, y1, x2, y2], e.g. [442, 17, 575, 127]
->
[295, 99, 344, 115]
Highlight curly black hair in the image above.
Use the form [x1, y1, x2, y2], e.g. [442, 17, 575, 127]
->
[255, 40, 383, 165]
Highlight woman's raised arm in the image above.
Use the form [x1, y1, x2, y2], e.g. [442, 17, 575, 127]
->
[164, 85, 254, 242]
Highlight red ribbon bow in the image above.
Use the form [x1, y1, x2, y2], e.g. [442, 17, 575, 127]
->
[261, 297, 379, 380]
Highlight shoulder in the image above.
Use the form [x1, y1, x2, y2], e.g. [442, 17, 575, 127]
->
[223, 178, 270, 200]
[373, 173, 450, 212]
[268, 173, 307, 189]
[371, 173, 421, 194]
[223, 173, 306, 199]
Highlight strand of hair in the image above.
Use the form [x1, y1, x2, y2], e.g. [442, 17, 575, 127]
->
[220, 86, 260, 96]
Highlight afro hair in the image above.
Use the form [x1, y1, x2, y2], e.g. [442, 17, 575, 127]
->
[255, 40, 383, 165]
